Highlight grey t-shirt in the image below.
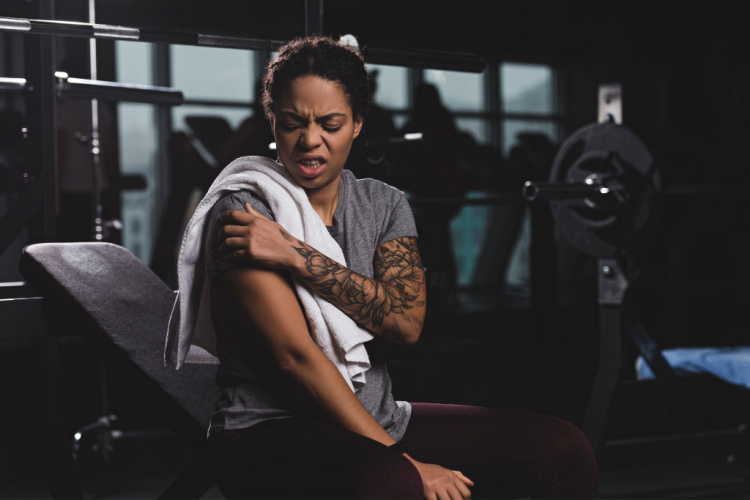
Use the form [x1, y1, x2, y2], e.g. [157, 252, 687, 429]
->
[203, 169, 418, 440]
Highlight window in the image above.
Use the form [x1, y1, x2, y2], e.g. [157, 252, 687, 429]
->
[171, 45, 253, 102]
[501, 63, 555, 114]
[500, 63, 557, 154]
[116, 41, 158, 264]
[424, 69, 485, 110]
[436, 62, 560, 291]
[424, 68, 488, 143]
[368, 63, 410, 129]
[498, 63, 559, 296]
[114, 40, 562, 300]
[170, 45, 257, 133]
[116, 42, 261, 268]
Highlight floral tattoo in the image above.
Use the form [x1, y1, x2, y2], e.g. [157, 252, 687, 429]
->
[289, 235, 425, 339]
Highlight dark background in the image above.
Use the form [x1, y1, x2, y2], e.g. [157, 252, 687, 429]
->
[1, 1, 749, 498]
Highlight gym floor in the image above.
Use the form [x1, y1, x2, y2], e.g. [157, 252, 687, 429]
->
[1, 296, 749, 499]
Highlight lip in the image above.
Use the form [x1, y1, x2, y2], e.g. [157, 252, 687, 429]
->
[295, 155, 327, 178]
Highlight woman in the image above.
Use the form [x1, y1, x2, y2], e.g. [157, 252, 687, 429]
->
[204, 35, 597, 499]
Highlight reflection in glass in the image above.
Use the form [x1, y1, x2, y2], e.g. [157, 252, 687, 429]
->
[368, 64, 408, 109]
[501, 63, 554, 114]
[424, 68, 485, 111]
[116, 42, 158, 264]
[115, 41, 152, 86]
[171, 45, 254, 101]
[172, 105, 250, 133]
[502, 119, 558, 156]
[450, 190, 493, 286]
[456, 117, 488, 144]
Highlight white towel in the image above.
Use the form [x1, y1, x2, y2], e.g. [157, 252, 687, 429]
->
[164, 156, 373, 390]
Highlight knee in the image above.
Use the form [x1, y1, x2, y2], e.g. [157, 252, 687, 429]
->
[541, 419, 599, 497]
[546, 418, 597, 468]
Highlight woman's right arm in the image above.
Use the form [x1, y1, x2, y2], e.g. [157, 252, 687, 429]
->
[218, 265, 473, 499]
[219, 265, 396, 444]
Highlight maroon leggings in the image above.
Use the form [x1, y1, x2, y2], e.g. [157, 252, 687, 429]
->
[208, 403, 598, 499]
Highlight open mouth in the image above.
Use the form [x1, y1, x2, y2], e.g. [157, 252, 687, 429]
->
[297, 158, 326, 178]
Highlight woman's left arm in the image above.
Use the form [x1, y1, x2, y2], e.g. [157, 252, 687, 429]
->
[219, 203, 426, 345]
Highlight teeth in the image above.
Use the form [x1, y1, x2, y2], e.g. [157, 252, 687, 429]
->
[300, 160, 322, 167]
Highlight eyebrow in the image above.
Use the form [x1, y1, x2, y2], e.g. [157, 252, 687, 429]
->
[279, 111, 347, 123]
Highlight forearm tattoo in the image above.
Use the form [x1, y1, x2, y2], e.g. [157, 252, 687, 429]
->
[284, 231, 425, 337]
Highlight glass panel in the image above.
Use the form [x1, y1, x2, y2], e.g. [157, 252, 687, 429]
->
[455, 117, 489, 144]
[172, 105, 251, 132]
[424, 68, 485, 111]
[501, 63, 554, 114]
[115, 41, 152, 85]
[450, 190, 492, 286]
[171, 45, 254, 102]
[367, 64, 409, 109]
[503, 207, 531, 297]
[502, 119, 558, 156]
[116, 41, 157, 264]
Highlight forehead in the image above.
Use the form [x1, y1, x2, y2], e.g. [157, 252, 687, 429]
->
[276, 75, 351, 115]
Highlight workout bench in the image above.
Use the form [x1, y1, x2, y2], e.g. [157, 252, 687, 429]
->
[19, 242, 220, 499]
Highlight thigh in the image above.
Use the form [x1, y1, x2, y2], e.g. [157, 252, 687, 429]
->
[209, 418, 422, 499]
[402, 403, 598, 499]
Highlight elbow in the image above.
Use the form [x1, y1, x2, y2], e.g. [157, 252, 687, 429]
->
[274, 347, 317, 379]
[396, 324, 422, 346]
[400, 333, 420, 346]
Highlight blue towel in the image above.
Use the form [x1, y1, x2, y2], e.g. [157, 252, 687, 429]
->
[636, 346, 750, 389]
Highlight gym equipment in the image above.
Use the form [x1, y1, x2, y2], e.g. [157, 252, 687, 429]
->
[523, 121, 661, 257]
[19, 242, 219, 498]
[56, 72, 184, 105]
[0, 74, 183, 105]
[0, 15, 486, 72]
[0, 16, 284, 52]
[523, 121, 672, 450]
[523, 120, 749, 456]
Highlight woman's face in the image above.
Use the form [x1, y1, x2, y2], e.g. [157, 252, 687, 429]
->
[272, 75, 363, 193]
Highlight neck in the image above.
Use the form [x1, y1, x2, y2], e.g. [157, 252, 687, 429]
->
[305, 175, 341, 226]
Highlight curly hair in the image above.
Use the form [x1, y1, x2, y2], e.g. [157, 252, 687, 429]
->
[261, 35, 372, 122]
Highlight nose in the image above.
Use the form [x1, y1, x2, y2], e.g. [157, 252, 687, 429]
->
[299, 125, 322, 150]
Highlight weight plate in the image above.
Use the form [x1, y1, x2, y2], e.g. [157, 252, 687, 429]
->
[549, 122, 661, 257]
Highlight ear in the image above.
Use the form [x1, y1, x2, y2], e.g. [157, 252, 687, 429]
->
[352, 115, 364, 139]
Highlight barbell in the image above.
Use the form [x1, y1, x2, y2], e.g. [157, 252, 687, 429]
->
[523, 122, 662, 257]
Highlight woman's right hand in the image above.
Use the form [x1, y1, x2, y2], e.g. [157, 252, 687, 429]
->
[406, 456, 473, 500]
[218, 202, 298, 270]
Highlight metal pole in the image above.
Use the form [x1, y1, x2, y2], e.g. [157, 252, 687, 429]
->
[88, 0, 104, 241]
[1, 15, 487, 72]
[23, 5, 57, 244]
[304, 0, 323, 36]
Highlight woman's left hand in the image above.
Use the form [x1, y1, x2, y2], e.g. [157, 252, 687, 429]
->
[218, 202, 298, 270]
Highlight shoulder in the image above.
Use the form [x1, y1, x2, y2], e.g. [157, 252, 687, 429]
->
[343, 170, 408, 208]
[341, 170, 417, 244]
[208, 190, 274, 222]
[204, 191, 273, 279]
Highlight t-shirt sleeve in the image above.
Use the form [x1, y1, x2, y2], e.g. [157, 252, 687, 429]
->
[204, 191, 274, 280]
[377, 187, 418, 247]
